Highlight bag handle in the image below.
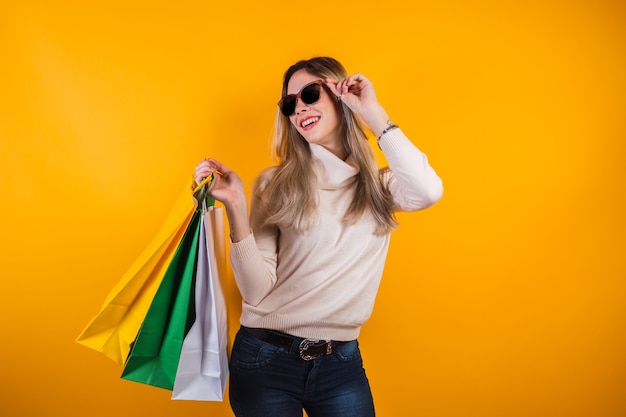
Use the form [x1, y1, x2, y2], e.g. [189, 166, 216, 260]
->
[192, 174, 215, 212]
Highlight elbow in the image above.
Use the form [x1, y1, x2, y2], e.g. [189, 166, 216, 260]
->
[403, 181, 444, 211]
[234, 272, 276, 307]
[241, 290, 266, 308]
[425, 181, 444, 207]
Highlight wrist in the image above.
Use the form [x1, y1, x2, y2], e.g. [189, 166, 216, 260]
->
[359, 103, 389, 136]
[376, 119, 399, 149]
[224, 195, 250, 243]
[223, 192, 248, 215]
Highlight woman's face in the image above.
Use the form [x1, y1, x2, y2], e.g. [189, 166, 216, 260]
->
[286, 69, 344, 157]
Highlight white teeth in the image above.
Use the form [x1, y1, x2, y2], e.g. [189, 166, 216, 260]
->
[301, 117, 319, 127]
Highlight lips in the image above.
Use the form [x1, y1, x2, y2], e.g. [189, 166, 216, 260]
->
[300, 116, 320, 129]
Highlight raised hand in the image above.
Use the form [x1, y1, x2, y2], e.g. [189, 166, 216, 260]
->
[324, 74, 391, 136]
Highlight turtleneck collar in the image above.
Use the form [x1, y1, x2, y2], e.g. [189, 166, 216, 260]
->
[309, 143, 360, 190]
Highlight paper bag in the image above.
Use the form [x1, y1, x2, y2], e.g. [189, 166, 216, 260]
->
[121, 211, 201, 390]
[76, 184, 195, 364]
[172, 207, 229, 401]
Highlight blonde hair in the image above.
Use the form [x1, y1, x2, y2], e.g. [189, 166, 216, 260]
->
[256, 57, 397, 235]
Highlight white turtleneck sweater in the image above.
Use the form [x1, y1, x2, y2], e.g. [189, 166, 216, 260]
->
[229, 129, 443, 341]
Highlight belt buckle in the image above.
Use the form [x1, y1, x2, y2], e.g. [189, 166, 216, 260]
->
[298, 338, 331, 361]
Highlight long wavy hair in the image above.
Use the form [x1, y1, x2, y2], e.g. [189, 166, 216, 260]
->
[256, 57, 397, 235]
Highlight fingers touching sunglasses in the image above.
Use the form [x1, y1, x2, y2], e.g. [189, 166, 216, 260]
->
[278, 80, 324, 117]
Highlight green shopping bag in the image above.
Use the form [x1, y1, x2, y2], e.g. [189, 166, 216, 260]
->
[120, 209, 201, 390]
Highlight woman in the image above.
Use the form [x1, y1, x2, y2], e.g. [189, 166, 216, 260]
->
[194, 57, 443, 417]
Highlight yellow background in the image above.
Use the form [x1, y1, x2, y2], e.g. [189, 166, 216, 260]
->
[1, 0, 624, 416]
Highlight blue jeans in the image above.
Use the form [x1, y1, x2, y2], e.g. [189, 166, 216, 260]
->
[229, 326, 375, 417]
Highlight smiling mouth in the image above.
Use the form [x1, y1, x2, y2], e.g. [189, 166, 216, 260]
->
[301, 117, 320, 128]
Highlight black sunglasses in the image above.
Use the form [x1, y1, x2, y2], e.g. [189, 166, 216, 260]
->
[278, 80, 324, 117]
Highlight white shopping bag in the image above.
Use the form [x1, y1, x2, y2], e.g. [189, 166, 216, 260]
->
[172, 207, 229, 401]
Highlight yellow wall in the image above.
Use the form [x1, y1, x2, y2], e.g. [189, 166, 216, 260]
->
[1, 0, 624, 416]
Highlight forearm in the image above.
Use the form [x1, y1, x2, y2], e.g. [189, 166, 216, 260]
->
[223, 194, 251, 242]
[358, 102, 391, 137]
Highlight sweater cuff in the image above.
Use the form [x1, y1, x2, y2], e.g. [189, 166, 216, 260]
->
[377, 127, 408, 154]
[229, 232, 258, 262]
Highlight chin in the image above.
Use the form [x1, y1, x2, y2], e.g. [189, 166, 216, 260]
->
[300, 131, 326, 144]
[303, 137, 322, 146]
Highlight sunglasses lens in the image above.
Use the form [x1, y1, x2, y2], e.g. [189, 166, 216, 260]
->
[300, 83, 321, 105]
[279, 82, 323, 116]
[280, 97, 297, 116]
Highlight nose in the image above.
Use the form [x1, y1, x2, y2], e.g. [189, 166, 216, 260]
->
[294, 97, 309, 115]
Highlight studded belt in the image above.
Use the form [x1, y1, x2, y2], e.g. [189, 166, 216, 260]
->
[242, 326, 347, 361]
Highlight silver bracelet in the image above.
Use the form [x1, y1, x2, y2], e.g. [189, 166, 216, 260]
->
[377, 121, 399, 149]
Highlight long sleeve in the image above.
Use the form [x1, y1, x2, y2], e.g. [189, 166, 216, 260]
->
[379, 128, 444, 211]
[229, 168, 279, 306]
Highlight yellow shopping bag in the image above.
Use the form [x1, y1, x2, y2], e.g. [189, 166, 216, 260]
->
[76, 183, 196, 364]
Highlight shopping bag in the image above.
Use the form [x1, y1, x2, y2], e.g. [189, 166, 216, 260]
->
[120, 210, 201, 390]
[76, 183, 195, 364]
[172, 206, 229, 401]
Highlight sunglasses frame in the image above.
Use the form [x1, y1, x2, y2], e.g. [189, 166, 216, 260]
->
[278, 80, 325, 117]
